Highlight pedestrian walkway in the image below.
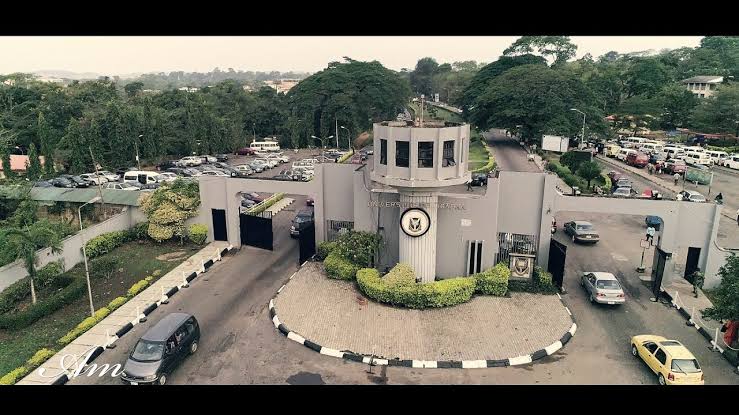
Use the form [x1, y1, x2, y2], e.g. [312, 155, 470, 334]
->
[17, 241, 231, 385]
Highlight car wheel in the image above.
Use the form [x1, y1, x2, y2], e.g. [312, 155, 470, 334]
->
[631, 344, 638, 357]
[658, 373, 666, 386]
[158, 374, 167, 385]
[190, 340, 198, 355]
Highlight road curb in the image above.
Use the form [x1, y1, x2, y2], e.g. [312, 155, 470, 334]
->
[269, 264, 578, 369]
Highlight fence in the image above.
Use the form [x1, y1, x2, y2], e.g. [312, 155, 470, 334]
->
[0, 208, 143, 294]
[495, 232, 538, 267]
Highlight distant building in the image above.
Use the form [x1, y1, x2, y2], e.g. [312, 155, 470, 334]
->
[142, 89, 161, 94]
[2, 79, 15, 86]
[0, 155, 46, 178]
[178, 86, 199, 93]
[680, 76, 724, 98]
[242, 85, 254, 92]
[263, 79, 300, 94]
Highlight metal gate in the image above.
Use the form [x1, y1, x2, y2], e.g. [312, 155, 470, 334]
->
[495, 232, 538, 266]
[298, 222, 316, 264]
[326, 220, 354, 242]
[548, 239, 567, 289]
[239, 210, 273, 250]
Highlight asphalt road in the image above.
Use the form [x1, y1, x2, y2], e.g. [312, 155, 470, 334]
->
[483, 130, 540, 173]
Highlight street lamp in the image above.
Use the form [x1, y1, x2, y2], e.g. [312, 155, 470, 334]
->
[79, 196, 101, 317]
[570, 108, 586, 150]
[340, 126, 351, 151]
[135, 134, 143, 170]
[311, 135, 334, 158]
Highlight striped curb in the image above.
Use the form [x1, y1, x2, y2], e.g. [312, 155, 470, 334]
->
[35, 244, 234, 385]
[268, 265, 578, 369]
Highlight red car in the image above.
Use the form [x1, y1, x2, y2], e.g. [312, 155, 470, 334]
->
[663, 159, 687, 174]
[235, 147, 255, 156]
[626, 152, 649, 168]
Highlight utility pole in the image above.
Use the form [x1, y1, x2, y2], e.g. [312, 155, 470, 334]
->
[335, 118, 339, 149]
[135, 134, 142, 170]
[420, 94, 425, 127]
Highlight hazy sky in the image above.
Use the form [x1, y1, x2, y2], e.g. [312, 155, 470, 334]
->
[0, 36, 703, 76]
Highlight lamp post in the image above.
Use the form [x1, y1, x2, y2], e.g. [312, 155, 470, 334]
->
[340, 126, 352, 152]
[570, 108, 586, 150]
[79, 196, 101, 317]
[311, 135, 334, 159]
[135, 134, 143, 170]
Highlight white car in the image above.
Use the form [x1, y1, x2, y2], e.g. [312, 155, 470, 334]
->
[97, 170, 120, 182]
[234, 165, 253, 175]
[79, 173, 106, 185]
[256, 158, 277, 169]
[200, 170, 230, 177]
[677, 190, 706, 203]
[266, 153, 289, 163]
[200, 155, 217, 163]
[156, 172, 178, 182]
[179, 156, 203, 167]
[104, 182, 139, 191]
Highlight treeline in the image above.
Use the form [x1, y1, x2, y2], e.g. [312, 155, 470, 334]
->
[0, 59, 410, 176]
[122, 68, 311, 90]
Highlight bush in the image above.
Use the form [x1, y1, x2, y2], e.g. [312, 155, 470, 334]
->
[547, 161, 585, 189]
[90, 256, 121, 280]
[127, 276, 154, 298]
[85, 230, 133, 259]
[107, 296, 128, 312]
[26, 348, 56, 369]
[188, 223, 208, 245]
[473, 263, 510, 296]
[324, 252, 360, 280]
[334, 230, 381, 267]
[35, 261, 65, 290]
[131, 222, 149, 241]
[246, 193, 285, 215]
[0, 261, 66, 315]
[508, 267, 558, 295]
[58, 307, 111, 346]
[0, 366, 30, 385]
[356, 264, 476, 309]
[0, 277, 86, 331]
[316, 241, 338, 260]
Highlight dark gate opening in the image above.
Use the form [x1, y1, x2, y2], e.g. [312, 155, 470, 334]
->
[652, 248, 669, 297]
[239, 210, 273, 250]
[684, 247, 701, 282]
[548, 238, 567, 289]
[298, 222, 316, 264]
[211, 209, 227, 242]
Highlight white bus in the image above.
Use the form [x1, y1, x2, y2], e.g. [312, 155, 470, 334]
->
[663, 146, 686, 160]
[705, 150, 729, 165]
[622, 137, 647, 149]
[723, 154, 739, 170]
[249, 141, 281, 152]
[123, 170, 160, 185]
[638, 142, 664, 154]
[684, 151, 712, 166]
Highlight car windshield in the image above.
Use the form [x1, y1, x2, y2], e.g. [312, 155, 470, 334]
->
[596, 280, 621, 289]
[671, 359, 701, 374]
[576, 224, 593, 230]
[130, 340, 163, 362]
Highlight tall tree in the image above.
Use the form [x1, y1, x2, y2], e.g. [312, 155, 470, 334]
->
[124, 81, 144, 98]
[25, 143, 42, 180]
[690, 83, 739, 135]
[503, 36, 578, 66]
[409, 57, 439, 96]
[577, 161, 602, 189]
[37, 112, 55, 176]
[656, 84, 699, 129]
[703, 254, 739, 322]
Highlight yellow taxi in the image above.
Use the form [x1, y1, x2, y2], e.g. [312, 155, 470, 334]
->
[631, 335, 704, 385]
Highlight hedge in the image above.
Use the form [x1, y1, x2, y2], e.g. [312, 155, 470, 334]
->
[26, 348, 56, 369]
[127, 276, 154, 298]
[90, 256, 121, 280]
[0, 277, 87, 331]
[0, 366, 30, 385]
[0, 261, 65, 315]
[471, 139, 497, 174]
[508, 267, 558, 295]
[188, 223, 208, 245]
[85, 230, 134, 259]
[547, 160, 586, 190]
[473, 263, 510, 296]
[324, 251, 360, 280]
[332, 230, 381, 267]
[356, 264, 476, 309]
[338, 150, 354, 164]
[316, 241, 337, 260]
[107, 296, 128, 312]
[0, 348, 58, 385]
[246, 192, 285, 215]
[58, 307, 111, 346]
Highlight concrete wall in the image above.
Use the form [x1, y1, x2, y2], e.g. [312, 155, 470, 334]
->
[0, 208, 144, 293]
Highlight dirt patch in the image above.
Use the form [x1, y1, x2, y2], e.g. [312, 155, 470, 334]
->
[156, 251, 188, 261]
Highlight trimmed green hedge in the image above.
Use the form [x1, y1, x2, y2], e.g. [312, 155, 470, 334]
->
[0, 261, 65, 315]
[0, 277, 86, 331]
[0, 366, 30, 385]
[547, 160, 585, 190]
[85, 230, 134, 259]
[473, 262, 510, 296]
[127, 276, 154, 298]
[508, 267, 558, 295]
[58, 307, 111, 346]
[356, 264, 476, 309]
[324, 251, 360, 280]
[107, 296, 128, 312]
[0, 347, 59, 385]
[246, 192, 286, 215]
[188, 223, 208, 245]
[333, 230, 381, 267]
[316, 241, 337, 260]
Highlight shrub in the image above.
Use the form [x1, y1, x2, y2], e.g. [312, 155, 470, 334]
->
[131, 222, 149, 241]
[0, 366, 30, 385]
[474, 263, 510, 296]
[152, 269, 162, 278]
[58, 307, 111, 346]
[356, 264, 476, 309]
[334, 230, 381, 267]
[316, 241, 338, 260]
[324, 252, 360, 280]
[508, 267, 558, 295]
[188, 223, 208, 245]
[85, 230, 133, 259]
[90, 256, 122, 280]
[35, 261, 65, 290]
[107, 296, 128, 312]
[0, 261, 66, 315]
[0, 277, 86, 331]
[246, 192, 285, 215]
[26, 348, 56, 369]
[127, 276, 154, 298]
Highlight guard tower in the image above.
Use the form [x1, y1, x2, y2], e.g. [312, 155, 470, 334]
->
[371, 120, 471, 282]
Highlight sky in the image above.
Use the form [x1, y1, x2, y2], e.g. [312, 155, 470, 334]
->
[0, 36, 703, 76]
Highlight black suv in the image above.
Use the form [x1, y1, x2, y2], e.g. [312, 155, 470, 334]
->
[470, 172, 488, 186]
[290, 208, 314, 238]
[121, 313, 200, 385]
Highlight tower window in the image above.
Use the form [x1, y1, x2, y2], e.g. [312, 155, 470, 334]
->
[396, 141, 409, 167]
[418, 142, 433, 168]
[442, 140, 456, 167]
[380, 139, 387, 165]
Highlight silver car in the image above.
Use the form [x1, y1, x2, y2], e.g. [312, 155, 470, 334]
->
[580, 272, 625, 305]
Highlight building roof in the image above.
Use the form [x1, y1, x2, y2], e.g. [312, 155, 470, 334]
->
[0, 155, 46, 171]
[680, 76, 724, 84]
[28, 187, 144, 206]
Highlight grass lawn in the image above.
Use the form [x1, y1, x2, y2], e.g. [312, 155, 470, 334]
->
[0, 239, 200, 377]
[468, 138, 490, 171]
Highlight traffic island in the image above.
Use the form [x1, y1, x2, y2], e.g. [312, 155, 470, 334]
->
[270, 261, 577, 368]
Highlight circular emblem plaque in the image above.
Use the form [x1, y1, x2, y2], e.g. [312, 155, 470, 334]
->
[400, 208, 431, 237]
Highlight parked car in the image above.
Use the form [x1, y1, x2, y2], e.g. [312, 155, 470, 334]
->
[272, 172, 293, 181]
[199, 155, 217, 164]
[607, 171, 623, 182]
[181, 168, 202, 177]
[199, 170, 230, 177]
[649, 153, 666, 168]
[580, 272, 625, 305]
[97, 170, 120, 182]
[663, 159, 687, 175]
[121, 313, 200, 385]
[34, 180, 53, 188]
[50, 177, 75, 188]
[266, 153, 289, 163]
[612, 187, 634, 198]
[256, 158, 277, 169]
[240, 198, 257, 208]
[103, 182, 139, 191]
[640, 189, 663, 200]
[626, 152, 650, 168]
[242, 192, 264, 203]
[247, 161, 265, 173]
[156, 160, 180, 171]
[630, 335, 704, 385]
[290, 208, 315, 238]
[140, 182, 161, 191]
[470, 172, 488, 186]
[233, 165, 253, 176]
[178, 156, 203, 167]
[646, 215, 663, 230]
[156, 172, 178, 182]
[235, 147, 256, 156]
[79, 173, 106, 185]
[677, 190, 706, 203]
[215, 154, 229, 162]
[563, 221, 600, 244]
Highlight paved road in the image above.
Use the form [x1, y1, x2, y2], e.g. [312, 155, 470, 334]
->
[483, 130, 540, 173]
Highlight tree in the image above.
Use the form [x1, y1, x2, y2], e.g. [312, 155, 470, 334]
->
[577, 161, 602, 189]
[656, 84, 698, 130]
[503, 36, 577, 66]
[1, 222, 63, 304]
[690, 83, 739, 135]
[623, 57, 671, 98]
[124, 81, 144, 98]
[559, 151, 581, 172]
[703, 254, 739, 321]
[37, 112, 55, 176]
[140, 179, 201, 244]
[409, 57, 439, 96]
[26, 143, 42, 180]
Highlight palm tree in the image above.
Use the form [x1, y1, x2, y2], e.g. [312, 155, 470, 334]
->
[2, 223, 63, 304]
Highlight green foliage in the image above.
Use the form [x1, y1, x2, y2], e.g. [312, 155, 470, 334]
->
[25, 143, 42, 180]
[85, 230, 133, 259]
[577, 161, 603, 188]
[58, 306, 111, 346]
[187, 223, 208, 245]
[691, 84, 739, 136]
[333, 230, 382, 268]
[702, 254, 739, 321]
[503, 36, 578, 66]
[0, 260, 64, 315]
[0, 366, 29, 385]
[131, 222, 149, 241]
[0, 277, 86, 330]
[107, 296, 128, 312]
[126, 276, 154, 298]
[324, 251, 360, 281]
[473, 263, 510, 296]
[508, 267, 558, 295]
[90, 256, 122, 280]
[245, 192, 285, 215]
[26, 348, 56, 369]
[546, 160, 585, 189]
[141, 179, 201, 243]
[356, 264, 476, 309]
[316, 241, 338, 260]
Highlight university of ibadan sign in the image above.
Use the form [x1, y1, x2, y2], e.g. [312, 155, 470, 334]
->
[367, 201, 466, 210]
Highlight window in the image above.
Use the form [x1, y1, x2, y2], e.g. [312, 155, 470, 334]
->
[443, 140, 456, 167]
[672, 359, 701, 373]
[395, 141, 409, 167]
[699, 83, 705, 91]
[467, 240, 483, 276]
[654, 349, 667, 365]
[418, 142, 433, 168]
[699, 94, 705, 98]
[645, 342, 659, 354]
[380, 139, 387, 165]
